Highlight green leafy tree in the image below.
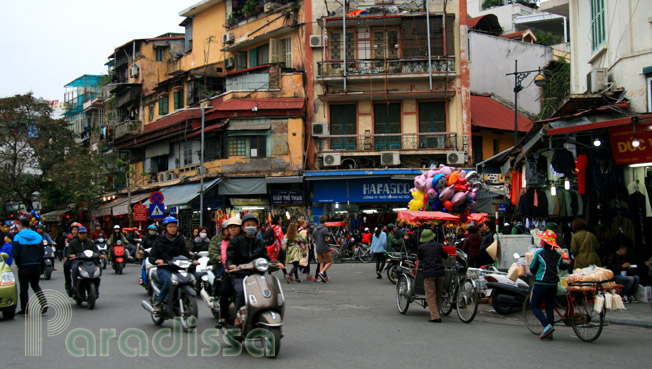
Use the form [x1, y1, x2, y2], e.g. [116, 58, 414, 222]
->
[537, 58, 571, 120]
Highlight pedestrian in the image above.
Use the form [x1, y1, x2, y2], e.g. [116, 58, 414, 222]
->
[417, 229, 447, 323]
[55, 231, 66, 261]
[285, 222, 306, 283]
[312, 216, 332, 283]
[462, 225, 482, 268]
[13, 214, 48, 315]
[386, 224, 403, 253]
[298, 220, 315, 281]
[478, 220, 495, 265]
[530, 229, 570, 339]
[1, 234, 13, 266]
[370, 226, 387, 279]
[511, 214, 528, 234]
[570, 218, 601, 268]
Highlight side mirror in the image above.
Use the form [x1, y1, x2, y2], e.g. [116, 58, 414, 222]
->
[1, 252, 8, 261]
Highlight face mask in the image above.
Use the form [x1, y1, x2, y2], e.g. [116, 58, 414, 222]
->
[148, 230, 157, 236]
[243, 226, 257, 237]
[200, 232, 207, 239]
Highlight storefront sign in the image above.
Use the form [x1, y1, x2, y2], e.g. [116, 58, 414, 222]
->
[133, 204, 147, 222]
[230, 198, 269, 206]
[271, 190, 305, 204]
[609, 124, 652, 165]
[313, 178, 413, 203]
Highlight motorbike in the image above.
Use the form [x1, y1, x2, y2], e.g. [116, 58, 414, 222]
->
[41, 240, 56, 280]
[220, 258, 285, 358]
[141, 255, 198, 332]
[95, 237, 108, 270]
[139, 247, 153, 295]
[196, 251, 223, 320]
[72, 250, 102, 310]
[484, 265, 530, 315]
[112, 240, 126, 274]
[384, 252, 416, 284]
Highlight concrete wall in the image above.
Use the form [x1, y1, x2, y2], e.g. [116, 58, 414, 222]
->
[569, 0, 652, 112]
[469, 31, 553, 117]
[467, 1, 537, 33]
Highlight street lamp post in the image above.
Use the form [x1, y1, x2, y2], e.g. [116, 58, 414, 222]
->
[506, 59, 546, 147]
[199, 105, 206, 227]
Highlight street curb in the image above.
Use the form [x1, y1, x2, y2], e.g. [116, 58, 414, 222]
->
[607, 319, 652, 329]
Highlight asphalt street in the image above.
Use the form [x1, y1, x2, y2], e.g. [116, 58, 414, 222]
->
[1, 262, 651, 368]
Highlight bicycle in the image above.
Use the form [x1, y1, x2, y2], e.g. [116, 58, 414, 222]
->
[523, 280, 607, 343]
[337, 242, 373, 263]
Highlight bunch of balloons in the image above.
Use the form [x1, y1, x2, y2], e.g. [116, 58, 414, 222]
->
[408, 165, 482, 216]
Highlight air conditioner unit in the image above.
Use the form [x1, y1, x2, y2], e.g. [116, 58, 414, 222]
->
[223, 33, 235, 44]
[310, 35, 323, 48]
[129, 64, 139, 78]
[167, 172, 177, 181]
[446, 151, 465, 165]
[312, 122, 329, 136]
[588, 67, 607, 93]
[158, 173, 166, 182]
[381, 151, 400, 166]
[224, 57, 235, 69]
[323, 153, 341, 166]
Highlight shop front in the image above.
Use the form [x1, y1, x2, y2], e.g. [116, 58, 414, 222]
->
[218, 177, 269, 224]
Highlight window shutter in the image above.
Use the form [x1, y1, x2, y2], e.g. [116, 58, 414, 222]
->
[270, 39, 282, 63]
[285, 38, 293, 67]
[249, 48, 258, 67]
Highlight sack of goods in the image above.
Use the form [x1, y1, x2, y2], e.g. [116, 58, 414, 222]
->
[566, 266, 615, 291]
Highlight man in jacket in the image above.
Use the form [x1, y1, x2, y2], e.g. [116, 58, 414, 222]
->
[67, 227, 102, 293]
[311, 216, 332, 282]
[148, 216, 192, 312]
[36, 224, 55, 270]
[14, 215, 47, 315]
[208, 220, 228, 268]
[417, 229, 448, 323]
[226, 214, 276, 316]
[462, 225, 483, 268]
[90, 223, 106, 241]
[606, 244, 640, 303]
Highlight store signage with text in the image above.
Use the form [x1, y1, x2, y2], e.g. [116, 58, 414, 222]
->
[609, 124, 652, 165]
[133, 204, 147, 222]
[271, 190, 304, 204]
[313, 178, 413, 203]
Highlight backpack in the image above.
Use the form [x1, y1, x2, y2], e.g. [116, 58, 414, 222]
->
[263, 228, 275, 246]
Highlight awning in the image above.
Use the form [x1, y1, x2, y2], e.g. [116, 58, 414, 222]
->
[471, 95, 531, 132]
[92, 197, 127, 217]
[185, 123, 225, 139]
[227, 119, 271, 131]
[546, 116, 633, 135]
[305, 169, 422, 180]
[266, 176, 303, 184]
[211, 98, 304, 112]
[143, 178, 221, 207]
[219, 177, 267, 195]
[145, 141, 171, 158]
[112, 193, 151, 216]
[41, 209, 71, 222]
[397, 211, 460, 223]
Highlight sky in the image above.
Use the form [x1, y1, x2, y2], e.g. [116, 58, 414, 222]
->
[0, 0, 200, 103]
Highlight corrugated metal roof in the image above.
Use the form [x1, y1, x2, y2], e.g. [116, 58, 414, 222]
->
[211, 98, 304, 112]
[471, 95, 531, 132]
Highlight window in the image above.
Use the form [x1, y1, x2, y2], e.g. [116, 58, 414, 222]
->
[373, 29, 399, 59]
[329, 31, 355, 60]
[155, 47, 165, 62]
[173, 90, 184, 110]
[184, 19, 193, 53]
[250, 136, 267, 158]
[329, 104, 357, 150]
[228, 137, 247, 156]
[270, 37, 293, 67]
[472, 136, 483, 164]
[283, 37, 292, 67]
[374, 103, 401, 150]
[493, 139, 499, 156]
[183, 141, 193, 166]
[205, 135, 227, 161]
[418, 102, 446, 148]
[156, 155, 169, 172]
[402, 16, 455, 57]
[227, 136, 268, 157]
[158, 95, 169, 115]
[590, 0, 606, 51]
[249, 44, 269, 68]
[148, 106, 154, 122]
[236, 51, 248, 70]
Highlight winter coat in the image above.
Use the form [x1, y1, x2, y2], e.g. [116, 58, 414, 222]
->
[311, 224, 330, 254]
[417, 240, 448, 278]
[570, 229, 601, 268]
[462, 233, 482, 261]
[190, 236, 210, 253]
[148, 233, 190, 266]
[13, 229, 43, 267]
[208, 235, 223, 267]
[67, 237, 99, 258]
[370, 232, 387, 254]
[387, 232, 403, 253]
[225, 234, 269, 270]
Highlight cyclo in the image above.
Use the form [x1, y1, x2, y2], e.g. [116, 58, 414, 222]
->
[395, 211, 479, 323]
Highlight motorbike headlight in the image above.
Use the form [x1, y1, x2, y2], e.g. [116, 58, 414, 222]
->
[255, 258, 269, 272]
[1, 272, 16, 286]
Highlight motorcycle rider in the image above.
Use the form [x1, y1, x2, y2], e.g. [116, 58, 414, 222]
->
[108, 224, 130, 262]
[36, 224, 56, 271]
[63, 222, 82, 296]
[226, 214, 282, 322]
[208, 220, 229, 268]
[90, 222, 107, 241]
[139, 224, 159, 285]
[190, 227, 210, 254]
[67, 226, 103, 295]
[148, 216, 195, 313]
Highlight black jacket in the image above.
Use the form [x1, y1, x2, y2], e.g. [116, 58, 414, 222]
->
[190, 237, 210, 253]
[417, 241, 448, 278]
[226, 234, 269, 270]
[67, 237, 99, 258]
[142, 234, 158, 250]
[13, 229, 43, 267]
[148, 233, 190, 266]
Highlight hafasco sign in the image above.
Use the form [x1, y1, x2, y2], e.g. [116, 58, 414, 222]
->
[271, 190, 305, 204]
[609, 124, 652, 165]
[361, 182, 411, 200]
[313, 178, 413, 203]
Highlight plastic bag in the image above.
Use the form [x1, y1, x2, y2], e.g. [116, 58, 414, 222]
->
[612, 294, 626, 311]
[604, 292, 613, 310]
[594, 294, 604, 313]
[637, 285, 651, 303]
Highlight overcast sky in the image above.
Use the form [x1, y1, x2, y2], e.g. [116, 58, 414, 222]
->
[0, 0, 199, 102]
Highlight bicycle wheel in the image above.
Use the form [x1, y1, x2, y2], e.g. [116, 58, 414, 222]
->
[358, 247, 373, 263]
[330, 246, 342, 264]
[396, 275, 411, 314]
[571, 292, 605, 343]
[439, 283, 455, 316]
[456, 277, 478, 323]
[522, 295, 544, 335]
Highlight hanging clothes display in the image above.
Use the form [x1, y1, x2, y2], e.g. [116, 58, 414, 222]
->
[510, 170, 522, 206]
[525, 153, 548, 186]
[610, 216, 635, 246]
[576, 154, 588, 194]
[551, 148, 576, 175]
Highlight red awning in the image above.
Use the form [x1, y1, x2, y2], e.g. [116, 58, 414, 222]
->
[471, 95, 531, 132]
[546, 116, 633, 135]
[185, 123, 225, 139]
[210, 98, 304, 112]
[145, 109, 203, 132]
[467, 213, 488, 223]
[397, 211, 460, 223]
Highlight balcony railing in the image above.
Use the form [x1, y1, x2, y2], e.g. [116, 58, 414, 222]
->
[114, 120, 140, 140]
[319, 132, 457, 151]
[317, 57, 455, 78]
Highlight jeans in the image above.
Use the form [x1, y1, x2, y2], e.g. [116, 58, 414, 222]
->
[231, 277, 245, 312]
[531, 284, 557, 327]
[18, 265, 46, 312]
[374, 253, 385, 273]
[614, 274, 640, 296]
[289, 261, 299, 279]
[141, 260, 147, 285]
[220, 274, 234, 321]
[64, 260, 72, 289]
[156, 268, 172, 304]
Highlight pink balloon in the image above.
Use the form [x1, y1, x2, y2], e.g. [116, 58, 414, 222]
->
[414, 175, 427, 191]
[459, 170, 467, 179]
[439, 186, 455, 201]
[440, 166, 453, 176]
[452, 192, 467, 207]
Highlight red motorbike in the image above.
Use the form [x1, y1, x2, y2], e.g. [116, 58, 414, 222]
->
[112, 240, 126, 274]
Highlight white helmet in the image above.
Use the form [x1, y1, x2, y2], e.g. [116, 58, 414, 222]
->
[113, 225, 121, 230]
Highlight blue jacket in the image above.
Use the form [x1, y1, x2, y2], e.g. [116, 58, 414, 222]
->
[13, 229, 43, 267]
[370, 232, 387, 254]
[0, 242, 13, 266]
[530, 247, 570, 285]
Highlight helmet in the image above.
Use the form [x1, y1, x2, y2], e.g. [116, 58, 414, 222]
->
[227, 217, 243, 227]
[241, 213, 259, 225]
[37, 224, 46, 230]
[78, 226, 88, 233]
[71, 222, 82, 228]
[147, 224, 158, 230]
[113, 225, 121, 230]
[364, 227, 370, 232]
[162, 216, 178, 225]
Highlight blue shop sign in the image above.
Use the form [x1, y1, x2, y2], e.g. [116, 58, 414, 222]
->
[271, 190, 305, 204]
[313, 178, 412, 203]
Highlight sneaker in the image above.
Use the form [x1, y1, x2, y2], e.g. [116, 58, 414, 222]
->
[539, 324, 555, 340]
[296, 278, 302, 283]
[629, 296, 638, 303]
[318, 272, 327, 283]
[623, 296, 630, 304]
[153, 302, 162, 313]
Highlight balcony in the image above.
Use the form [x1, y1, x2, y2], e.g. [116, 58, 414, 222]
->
[114, 120, 140, 140]
[318, 132, 457, 152]
[317, 57, 455, 83]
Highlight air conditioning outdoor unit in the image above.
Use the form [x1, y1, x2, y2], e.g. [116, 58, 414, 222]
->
[167, 172, 177, 181]
[312, 122, 329, 136]
[381, 151, 400, 166]
[223, 33, 235, 44]
[158, 173, 166, 182]
[310, 35, 323, 48]
[446, 151, 466, 165]
[588, 67, 607, 93]
[224, 57, 235, 69]
[323, 153, 341, 166]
